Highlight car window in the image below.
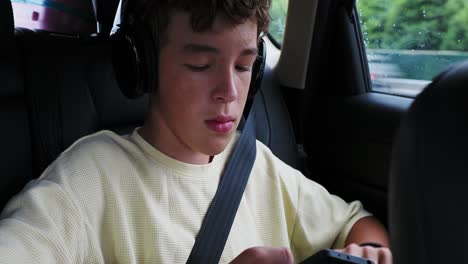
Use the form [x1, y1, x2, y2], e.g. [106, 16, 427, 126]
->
[358, 0, 468, 97]
[269, 0, 288, 46]
[11, 0, 96, 35]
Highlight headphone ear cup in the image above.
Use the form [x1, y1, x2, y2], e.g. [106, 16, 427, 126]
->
[132, 23, 159, 95]
[243, 38, 266, 117]
[111, 23, 158, 99]
[111, 29, 144, 99]
[248, 38, 267, 99]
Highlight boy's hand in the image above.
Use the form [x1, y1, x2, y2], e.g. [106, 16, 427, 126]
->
[336, 243, 392, 264]
[230, 246, 294, 264]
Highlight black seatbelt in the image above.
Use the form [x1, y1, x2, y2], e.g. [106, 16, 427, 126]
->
[186, 97, 258, 264]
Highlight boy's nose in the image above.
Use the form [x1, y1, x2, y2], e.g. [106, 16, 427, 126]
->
[212, 69, 239, 103]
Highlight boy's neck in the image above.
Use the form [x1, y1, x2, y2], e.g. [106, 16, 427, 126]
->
[138, 117, 212, 165]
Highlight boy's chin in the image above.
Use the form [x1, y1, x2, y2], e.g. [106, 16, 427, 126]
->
[203, 134, 234, 156]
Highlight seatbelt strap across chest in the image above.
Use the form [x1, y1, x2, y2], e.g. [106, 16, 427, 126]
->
[186, 98, 258, 264]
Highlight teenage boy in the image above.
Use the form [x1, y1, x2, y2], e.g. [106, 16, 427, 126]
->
[0, 0, 392, 263]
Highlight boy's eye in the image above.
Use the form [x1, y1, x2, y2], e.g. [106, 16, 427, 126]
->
[236, 65, 252, 72]
[184, 64, 210, 72]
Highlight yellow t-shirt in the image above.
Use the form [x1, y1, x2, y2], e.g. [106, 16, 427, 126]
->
[0, 129, 370, 263]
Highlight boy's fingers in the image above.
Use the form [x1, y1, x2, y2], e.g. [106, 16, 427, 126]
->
[334, 244, 393, 264]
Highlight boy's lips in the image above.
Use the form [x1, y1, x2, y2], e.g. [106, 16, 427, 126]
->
[205, 115, 235, 133]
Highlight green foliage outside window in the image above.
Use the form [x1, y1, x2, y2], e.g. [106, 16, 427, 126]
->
[269, 0, 288, 45]
[359, 0, 468, 51]
[359, 0, 468, 85]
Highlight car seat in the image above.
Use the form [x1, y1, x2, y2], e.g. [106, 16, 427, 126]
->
[390, 60, 468, 264]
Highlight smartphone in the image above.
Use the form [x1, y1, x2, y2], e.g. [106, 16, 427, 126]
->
[299, 249, 374, 264]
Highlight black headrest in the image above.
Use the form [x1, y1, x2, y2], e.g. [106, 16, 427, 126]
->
[0, 0, 14, 37]
[0, 0, 23, 97]
[390, 60, 468, 264]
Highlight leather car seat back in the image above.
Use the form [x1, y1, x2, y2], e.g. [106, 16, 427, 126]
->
[0, 0, 33, 211]
[15, 30, 149, 176]
[390, 60, 468, 264]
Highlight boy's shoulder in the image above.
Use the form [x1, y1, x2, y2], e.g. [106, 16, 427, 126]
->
[57, 130, 128, 160]
[230, 131, 296, 173]
[42, 130, 138, 177]
[253, 136, 299, 176]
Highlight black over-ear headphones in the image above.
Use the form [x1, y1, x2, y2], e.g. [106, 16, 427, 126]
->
[111, 1, 266, 101]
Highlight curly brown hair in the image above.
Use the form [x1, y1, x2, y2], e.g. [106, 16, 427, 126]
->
[134, 0, 272, 46]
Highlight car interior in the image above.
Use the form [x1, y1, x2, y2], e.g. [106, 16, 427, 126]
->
[1, 0, 467, 262]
